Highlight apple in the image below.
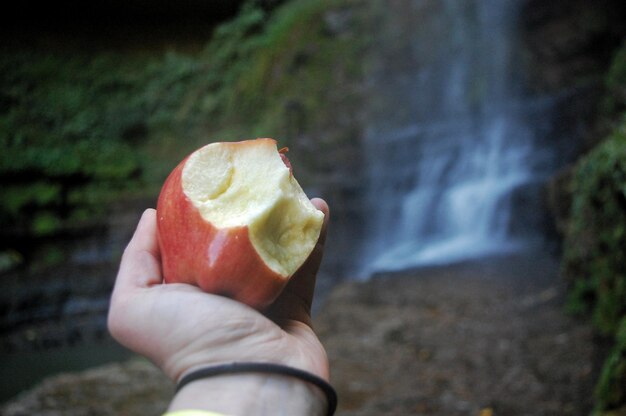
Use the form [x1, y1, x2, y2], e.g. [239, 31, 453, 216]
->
[156, 138, 325, 309]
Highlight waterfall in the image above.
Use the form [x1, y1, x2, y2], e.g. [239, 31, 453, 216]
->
[359, 0, 562, 276]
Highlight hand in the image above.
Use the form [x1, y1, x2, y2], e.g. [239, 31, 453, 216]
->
[107, 199, 330, 384]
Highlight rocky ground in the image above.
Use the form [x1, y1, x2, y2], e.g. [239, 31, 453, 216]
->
[1, 251, 600, 416]
[317, 252, 598, 416]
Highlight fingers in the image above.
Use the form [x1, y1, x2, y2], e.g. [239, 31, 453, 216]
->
[266, 198, 330, 325]
[114, 208, 163, 292]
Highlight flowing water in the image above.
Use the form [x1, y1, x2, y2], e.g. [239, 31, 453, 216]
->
[359, 0, 568, 276]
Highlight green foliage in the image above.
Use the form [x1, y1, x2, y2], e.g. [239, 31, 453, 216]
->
[0, 42, 221, 247]
[602, 42, 626, 119]
[563, 123, 626, 335]
[1, 0, 369, 266]
[198, 0, 370, 139]
[594, 318, 626, 414]
[0, 52, 147, 245]
[564, 43, 626, 415]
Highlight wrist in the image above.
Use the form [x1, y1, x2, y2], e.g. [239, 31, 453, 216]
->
[168, 372, 328, 416]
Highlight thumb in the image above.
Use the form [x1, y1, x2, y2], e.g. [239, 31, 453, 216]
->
[114, 208, 163, 293]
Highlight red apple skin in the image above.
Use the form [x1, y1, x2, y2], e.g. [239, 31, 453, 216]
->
[156, 156, 287, 310]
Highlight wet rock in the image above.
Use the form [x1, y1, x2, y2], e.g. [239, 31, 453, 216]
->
[1, 359, 172, 416]
[316, 252, 597, 416]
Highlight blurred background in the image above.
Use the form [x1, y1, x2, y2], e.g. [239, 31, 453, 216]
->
[1, 0, 625, 414]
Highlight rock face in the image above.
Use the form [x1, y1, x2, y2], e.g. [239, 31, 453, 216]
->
[520, 0, 626, 237]
[0, 199, 149, 355]
[521, 0, 626, 94]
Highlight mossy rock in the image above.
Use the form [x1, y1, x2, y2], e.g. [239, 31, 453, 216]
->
[563, 121, 626, 335]
[564, 43, 626, 415]
[594, 318, 626, 414]
[0, 0, 371, 267]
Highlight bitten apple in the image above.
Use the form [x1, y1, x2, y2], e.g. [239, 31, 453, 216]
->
[156, 138, 324, 309]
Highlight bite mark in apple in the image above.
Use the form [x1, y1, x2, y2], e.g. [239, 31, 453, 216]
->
[157, 138, 324, 308]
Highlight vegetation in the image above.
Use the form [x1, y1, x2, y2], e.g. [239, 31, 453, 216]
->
[0, 0, 370, 269]
[602, 45, 626, 119]
[564, 123, 626, 335]
[0, 52, 148, 268]
[563, 43, 626, 415]
[594, 317, 626, 414]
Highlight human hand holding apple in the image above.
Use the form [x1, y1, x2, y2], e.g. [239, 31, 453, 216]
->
[108, 137, 330, 377]
[156, 138, 325, 309]
[108, 202, 330, 414]
[108, 139, 332, 414]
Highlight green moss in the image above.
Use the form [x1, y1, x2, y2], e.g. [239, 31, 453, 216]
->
[564, 43, 626, 414]
[563, 123, 626, 335]
[602, 42, 626, 119]
[594, 318, 626, 414]
[1, 0, 370, 263]
[200, 0, 371, 140]
[1, 183, 62, 216]
[32, 212, 63, 236]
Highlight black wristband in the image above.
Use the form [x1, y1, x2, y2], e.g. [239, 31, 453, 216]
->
[176, 362, 337, 416]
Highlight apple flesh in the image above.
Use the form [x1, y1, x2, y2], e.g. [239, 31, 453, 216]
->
[156, 138, 324, 309]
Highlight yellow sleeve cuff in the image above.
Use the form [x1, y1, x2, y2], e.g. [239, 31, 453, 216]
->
[163, 411, 232, 416]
